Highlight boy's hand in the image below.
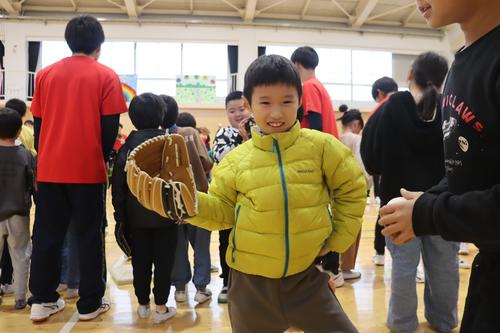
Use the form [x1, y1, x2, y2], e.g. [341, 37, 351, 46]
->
[379, 189, 422, 244]
[238, 118, 251, 142]
[318, 244, 330, 256]
[327, 275, 336, 293]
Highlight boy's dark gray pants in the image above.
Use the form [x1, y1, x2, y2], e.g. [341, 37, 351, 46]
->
[227, 264, 358, 333]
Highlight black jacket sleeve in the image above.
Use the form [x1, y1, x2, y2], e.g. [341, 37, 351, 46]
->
[307, 111, 322, 131]
[413, 182, 500, 243]
[111, 145, 132, 256]
[360, 105, 386, 175]
[101, 114, 120, 161]
[111, 146, 128, 227]
[34, 117, 42, 152]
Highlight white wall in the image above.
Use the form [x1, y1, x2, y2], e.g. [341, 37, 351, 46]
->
[0, 19, 454, 104]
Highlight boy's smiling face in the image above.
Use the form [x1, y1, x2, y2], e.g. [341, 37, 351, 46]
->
[247, 84, 299, 135]
[226, 98, 250, 129]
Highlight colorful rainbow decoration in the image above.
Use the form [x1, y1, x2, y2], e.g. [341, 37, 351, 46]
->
[121, 82, 137, 103]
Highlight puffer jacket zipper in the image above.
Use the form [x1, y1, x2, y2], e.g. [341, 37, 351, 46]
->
[273, 139, 290, 277]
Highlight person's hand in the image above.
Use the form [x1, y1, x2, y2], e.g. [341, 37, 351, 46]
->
[379, 189, 423, 244]
[318, 244, 330, 256]
[238, 118, 251, 142]
[327, 274, 336, 293]
[314, 264, 336, 293]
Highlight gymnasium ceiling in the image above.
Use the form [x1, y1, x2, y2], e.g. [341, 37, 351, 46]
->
[0, 0, 442, 37]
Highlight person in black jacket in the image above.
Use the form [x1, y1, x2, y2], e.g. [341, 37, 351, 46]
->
[111, 93, 178, 324]
[361, 52, 459, 333]
[379, 1, 500, 332]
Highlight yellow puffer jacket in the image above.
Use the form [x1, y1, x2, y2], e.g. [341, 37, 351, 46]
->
[189, 122, 366, 278]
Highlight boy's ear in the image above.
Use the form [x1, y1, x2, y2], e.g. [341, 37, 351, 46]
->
[242, 96, 252, 112]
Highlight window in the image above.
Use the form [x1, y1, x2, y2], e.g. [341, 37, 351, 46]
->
[99, 42, 135, 74]
[41, 41, 71, 68]
[265, 45, 297, 59]
[266, 45, 393, 103]
[40, 41, 230, 102]
[136, 42, 181, 78]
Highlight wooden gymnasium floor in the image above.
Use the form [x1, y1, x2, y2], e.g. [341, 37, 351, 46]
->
[0, 194, 474, 333]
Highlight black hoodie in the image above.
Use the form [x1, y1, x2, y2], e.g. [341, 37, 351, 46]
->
[360, 91, 445, 206]
[111, 129, 177, 230]
[413, 26, 500, 252]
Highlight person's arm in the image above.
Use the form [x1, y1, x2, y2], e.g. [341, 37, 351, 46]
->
[412, 184, 500, 243]
[101, 114, 120, 161]
[322, 135, 367, 253]
[33, 117, 42, 152]
[111, 147, 128, 226]
[192, 129, 213, 174]
[301, 83, 323, 131]
[360, 103, 387, 175]
[307, 111, 323, 131]
[111, 146, 132, 256]
[188, 153, 238, 231]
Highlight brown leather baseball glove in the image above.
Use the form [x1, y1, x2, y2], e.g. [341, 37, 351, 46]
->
[126, 134, 198, 221]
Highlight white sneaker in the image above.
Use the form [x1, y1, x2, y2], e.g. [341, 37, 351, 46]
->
[66, 288, 79, 299]
[174, 289, 187, 303]
[459, 259, 471, 269]
[372, 254, 385, 266]
[137, 304, 151, 319]
[342, 270, 361, 280]
[416, 267, 425, 283]
[194, 288, 212, 304]
[1, 283, 14, 296]
[153, 307, 176, 324]
[325, 271, 345, 288]
[78, 298, 110, 321]
[459, 243, 470, 255]
[30, 298, 65, 321]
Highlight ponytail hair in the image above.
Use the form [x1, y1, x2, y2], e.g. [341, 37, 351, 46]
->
[411, 52, 449, 121]
[338, 104, 349, 113]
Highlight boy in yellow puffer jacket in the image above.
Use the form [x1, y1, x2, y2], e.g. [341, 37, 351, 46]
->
[188, 54, 366, 333]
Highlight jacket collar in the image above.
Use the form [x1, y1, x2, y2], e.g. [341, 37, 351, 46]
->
[251, 121, 301, 152]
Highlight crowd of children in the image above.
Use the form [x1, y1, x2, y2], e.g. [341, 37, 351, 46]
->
[0, 1, 499, 331]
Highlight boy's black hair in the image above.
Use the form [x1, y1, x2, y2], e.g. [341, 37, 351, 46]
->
[65, 15, 105, 55]
[128, 93, 165, 130]
[225, 91, 243, 107]
[243, 54, 302, 105]
[290, 46, 319, 70]
[340, 109, 364, 129]
[5, 98, 27, 118]
[371, 77, 398, 101]
[0, 108, 22, 139]
[176, 112, 197, 128]
[159, 95, 179, 129]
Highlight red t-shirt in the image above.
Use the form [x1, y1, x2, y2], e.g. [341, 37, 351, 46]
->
[300, 77, 339, 138]
[31, 56, 128, 183]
